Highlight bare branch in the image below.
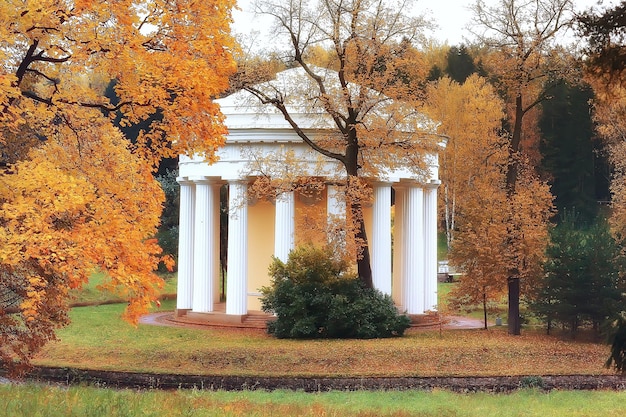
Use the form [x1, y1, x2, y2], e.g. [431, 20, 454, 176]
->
[243, 83, 347, 163]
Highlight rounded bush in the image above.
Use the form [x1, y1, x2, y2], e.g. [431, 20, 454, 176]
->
[261, 245, 410, 339]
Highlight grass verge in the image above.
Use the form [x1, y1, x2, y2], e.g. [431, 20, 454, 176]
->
[1, 383, 626, 417]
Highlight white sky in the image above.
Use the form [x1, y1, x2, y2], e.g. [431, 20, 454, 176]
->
[232, 0, 617, 47]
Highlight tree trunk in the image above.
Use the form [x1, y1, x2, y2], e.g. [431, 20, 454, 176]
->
[482, 290, 488, 330]
[507, 275, 521, 335]
[506, 93, 524, 336]
[355, 211, 373, 288]
[345, 139, 373, 289]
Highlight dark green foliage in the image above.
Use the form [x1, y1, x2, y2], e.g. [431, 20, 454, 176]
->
[426, 65, 444, 82]
[532, 213, 624, 335]
[539, 81, 610, 222]
[156, 169, 179, 270]
[426, 45, 477, 83]
[261, 245, 411, 339]
[606, 312, 626, 374]
[445, 45, 476, 83]
[577, 2, 626, 79]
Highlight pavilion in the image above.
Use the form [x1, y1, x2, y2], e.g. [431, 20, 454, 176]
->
[175, 68, 443, 325]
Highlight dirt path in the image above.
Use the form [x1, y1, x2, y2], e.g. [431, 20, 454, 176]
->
[139, 311, 489, 330]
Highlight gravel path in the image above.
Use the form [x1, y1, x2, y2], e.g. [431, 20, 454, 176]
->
[139, 311, 489, 330]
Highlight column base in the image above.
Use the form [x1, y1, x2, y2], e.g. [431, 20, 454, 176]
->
[175, 308, 191, 318]
[185, 311, 248, 325]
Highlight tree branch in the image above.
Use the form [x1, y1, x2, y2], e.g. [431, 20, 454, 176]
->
[243, 84, 347, 164]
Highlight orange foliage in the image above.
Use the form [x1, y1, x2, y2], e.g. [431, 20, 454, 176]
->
[425, 76, 553, 319]
[0, 115, 167, 371]
[449, 162, 553, 316]
[424, 74, 508, 249]
[589, 81, 626, 242]
[0, 0, 236, 372]
[0, 0, 236, 165]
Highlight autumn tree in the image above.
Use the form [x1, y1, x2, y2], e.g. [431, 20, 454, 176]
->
[424, 74, 506, 249]
[450, 162, 553, 329]
[577, 1, 626, 373]
[424, 74, 552, 329]
[469, 0, 575, 334]
[238, 0, 438, 287]
[0, 0, 236, 372]
[589, 82, 626, 372]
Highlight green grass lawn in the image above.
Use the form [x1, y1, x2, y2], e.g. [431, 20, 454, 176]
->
[33, 298, 613, 377]
[11, 272, 623, 416]
[68, 272, 178, 305]
[31, 273, 614, 378]
[1, 383, 625, 417]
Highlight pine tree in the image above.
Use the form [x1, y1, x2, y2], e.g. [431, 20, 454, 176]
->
[533, 213, 623, 335]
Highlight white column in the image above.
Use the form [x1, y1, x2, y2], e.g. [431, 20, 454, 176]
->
[212, 184, 222, 304]
[372, 182, 392, 295]
[176, 179, 195, 311]
[192, 178, 217, 313]
[403, 183, 424, 314]
[423, 184, 438, 311]
[226, 180, 248, 316]
[392, 185, 405, 308]
[274, 191, 295, 262]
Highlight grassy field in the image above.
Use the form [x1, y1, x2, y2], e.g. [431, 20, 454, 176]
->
[32, 296, 613, 378]
[7, 273, 623, 416]
[2, 383, 626, 417]
[68, 272, 178, 305]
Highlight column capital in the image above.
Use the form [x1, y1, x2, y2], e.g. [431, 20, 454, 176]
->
[224, 176, 250, 184]
[275, 189, 295, 203]
[395, 179, 428, 189]
[187, 175, 217, 185]
[424, 179, 441, 189]
[371, 180, 394, 187]
[176, 176, 195, 185]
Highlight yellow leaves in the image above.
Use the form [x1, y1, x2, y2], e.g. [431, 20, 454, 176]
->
[429, 75, 553, 308]
[1, 0, 236, 167]
[0, 112, 166, 337]
[425, 74, 509, 249]
[449, 162, 553, 307]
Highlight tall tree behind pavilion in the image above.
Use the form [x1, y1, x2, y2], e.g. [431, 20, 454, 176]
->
[539, 81, 609, 223]
[237, 0, 439, 287]
[469, 0, 576, 334]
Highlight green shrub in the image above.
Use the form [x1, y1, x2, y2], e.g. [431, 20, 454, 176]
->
[519, 376, 545, 389]
[606, 312, 626, 374]
[261, 245, 411, 339]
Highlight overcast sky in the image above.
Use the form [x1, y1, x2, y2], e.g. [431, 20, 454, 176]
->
[233, 0, 616, 47]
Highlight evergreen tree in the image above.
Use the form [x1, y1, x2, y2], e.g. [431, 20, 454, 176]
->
[446, 45, 476, 83]
[533, 213, 623, 335]
[578, 1, 626, 83]
[155, 170, 180, 270]
[539, 81, 607, 223]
